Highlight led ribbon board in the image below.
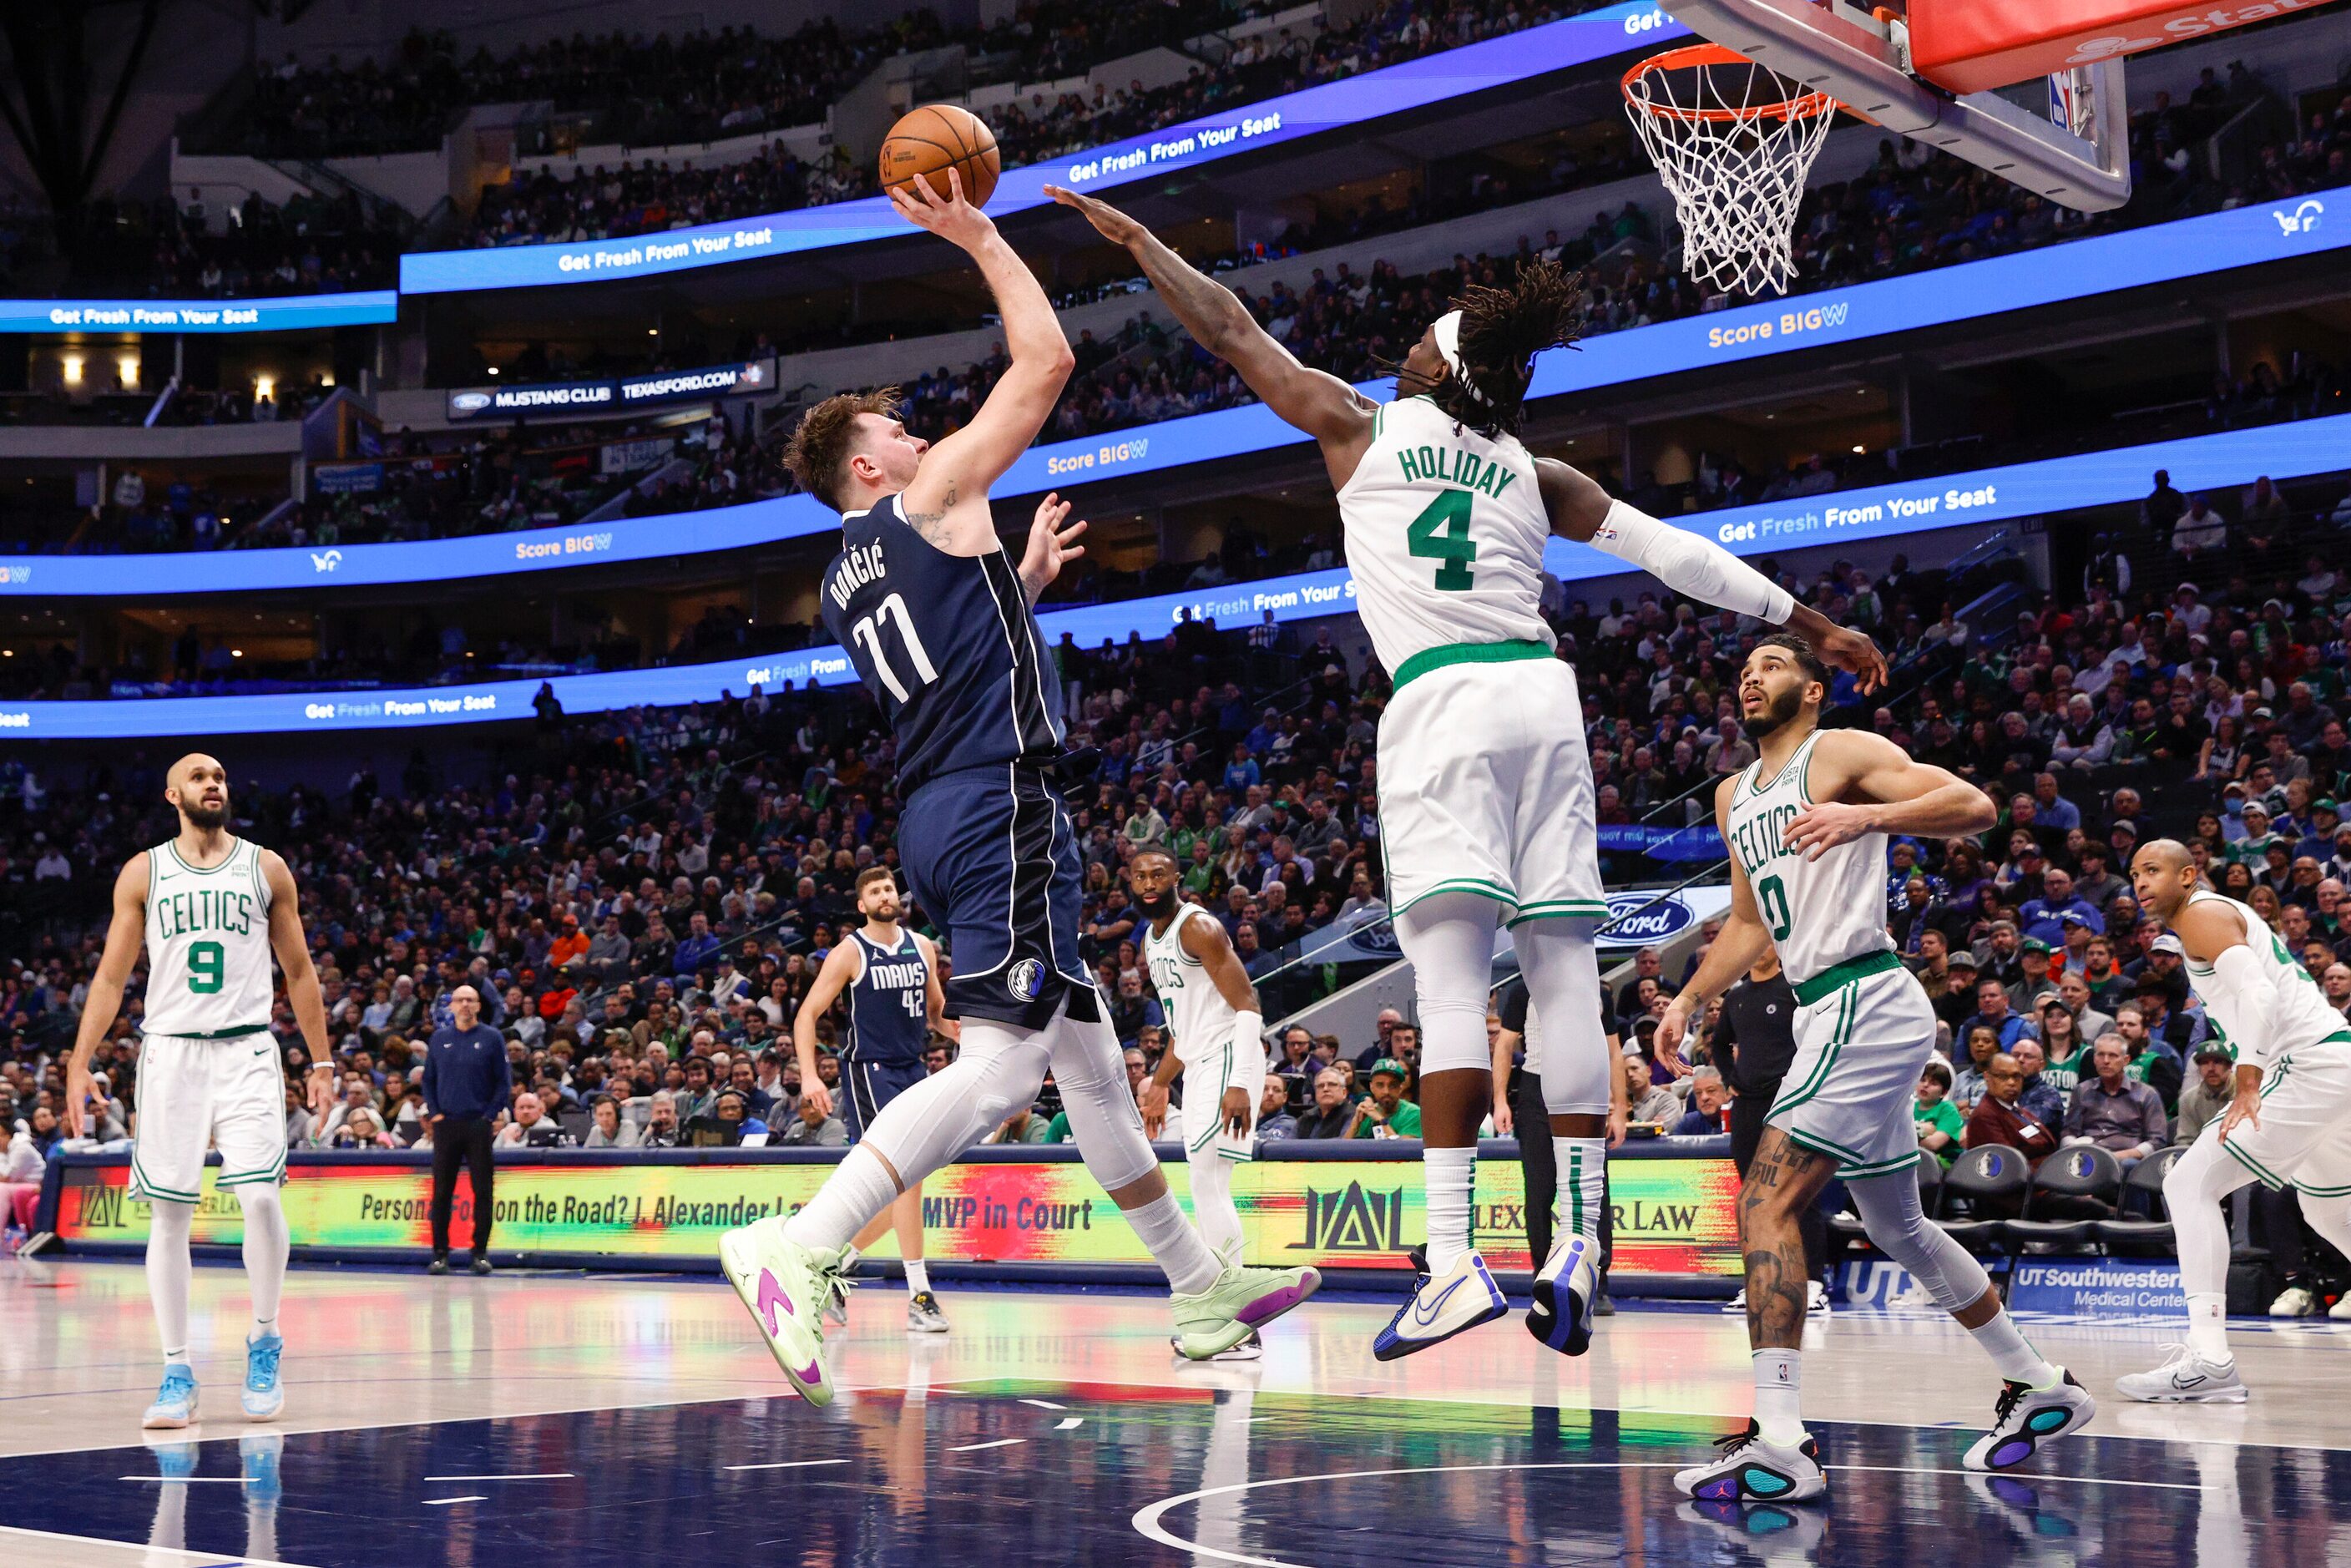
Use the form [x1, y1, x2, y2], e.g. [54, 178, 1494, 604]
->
[6, 411, 2344, 738]
[7, 185, 2338, 598]
[397, 5, 1692, 294]
[0, 292, 399, 333]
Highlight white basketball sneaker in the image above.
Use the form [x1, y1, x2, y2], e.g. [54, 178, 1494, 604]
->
[2268, 1285, 2317, 1318]
[718, 1217, 848, 1406]
[2333, 1292, 2351, 1322]
[1373, 1247, 1508, 1361]
[2116, 1343, 2249, 1404]
[1526, 1235, 1599, 1356]
[1964, 1369, 2095, 1470]
[1674, 1420, 1829, 1503]
[1172, 1262, 1322, 1358]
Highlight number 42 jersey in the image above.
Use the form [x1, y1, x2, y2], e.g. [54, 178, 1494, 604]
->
[1334, 392, 1555, 673]
[820, 492, 1065, 799]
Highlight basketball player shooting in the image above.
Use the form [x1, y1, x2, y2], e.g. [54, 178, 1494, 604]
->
[64, 754, 334, 1429]
[720, 167, 1319, 1408]
[1048, 183, 1884, 1362]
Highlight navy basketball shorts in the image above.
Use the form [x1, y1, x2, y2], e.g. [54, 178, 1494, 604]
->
[839, 1056, 928, 1144]
[897, 761, 1101, 1030]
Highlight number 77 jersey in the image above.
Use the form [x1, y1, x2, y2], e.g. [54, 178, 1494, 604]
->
[820, 491, 1067, 799]
[1334, 392, 1556, 675]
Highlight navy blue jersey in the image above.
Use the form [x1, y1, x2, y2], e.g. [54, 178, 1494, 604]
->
[842, 928, 929, 1065]
[819, 493, 1063, 799]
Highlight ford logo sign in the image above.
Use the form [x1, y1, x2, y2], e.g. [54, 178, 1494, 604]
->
[1600, 891, 1693, 943]
[450, 391, 493, 412]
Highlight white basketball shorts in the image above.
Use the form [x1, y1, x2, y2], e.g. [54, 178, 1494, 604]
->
[1771, 952, 1934, 1179]
[1182, 1046, 1267, 1165]
[2211, 1032, 2351, 1196]
[1375, 650, 1604, 925]
[129, 1031, 290, 1202]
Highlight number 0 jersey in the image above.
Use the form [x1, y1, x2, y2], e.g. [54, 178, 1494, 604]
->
[819, 490, 1064, 799]
[1334, 392, 1555, 674]
[1724, 730, 1892, 987]
[143, 836, 275, 1038]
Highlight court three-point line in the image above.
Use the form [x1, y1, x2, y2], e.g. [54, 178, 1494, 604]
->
[424, 1495, 488, 1506]
[423, 1473, 576, 1481]
[948, 1439, 1025, 1453]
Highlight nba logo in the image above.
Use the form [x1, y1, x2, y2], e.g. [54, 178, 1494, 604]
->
[1007, 959, 1042, 1001]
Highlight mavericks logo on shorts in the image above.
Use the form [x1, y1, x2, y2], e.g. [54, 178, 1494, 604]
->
[1007, 959, 1043, 1002]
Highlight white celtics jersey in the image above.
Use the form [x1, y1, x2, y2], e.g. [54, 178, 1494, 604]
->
[1145, 903, 1240, 1069]
[143, 837, 276, 1038]
[1724, 730, 1890, 986]
[2182, 889, 2351, 1069]
[1334, 393, 1555, 674]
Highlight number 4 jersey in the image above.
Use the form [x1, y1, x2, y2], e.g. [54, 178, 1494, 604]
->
[821, 491, 1066, 799]
[1335, 392, 1555, 674]
[1342, 394, 1602, 922]
[142, 835, 276, 1038]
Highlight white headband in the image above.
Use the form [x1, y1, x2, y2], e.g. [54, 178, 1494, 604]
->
[1430, 310, 1492, 409]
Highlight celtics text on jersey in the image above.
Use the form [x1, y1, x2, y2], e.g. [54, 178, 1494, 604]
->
[143, 837, 276, 1038]
[1724, 732, 1892, 987]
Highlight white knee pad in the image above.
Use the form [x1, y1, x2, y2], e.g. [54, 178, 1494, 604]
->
[1513, 917, 1610, 1116]
[1049, 1009, 1160, 1191]
[1847, 1168, 1993, 1314]
[1396, 893, 1502, 1075]
[859, 1015, 1053, 1180]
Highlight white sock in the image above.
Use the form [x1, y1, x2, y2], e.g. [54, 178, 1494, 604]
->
[235, 1184, 290, 1340]
[1124, 1191, 1222, 1295]
[1188, 1152, 1245, 1267]
[783, 1146, 901, 1252]
[1967, 1308, 2056, 1385]
[1554, 1137, 1606, 1252]
[147, 1199, 194, 1365]
[1424, 1146, 1475, 1272]
[1752, 1348, 1805, 1444]
[2187, 1290, 2232, 1363]
[903, 1257, 930, 1296]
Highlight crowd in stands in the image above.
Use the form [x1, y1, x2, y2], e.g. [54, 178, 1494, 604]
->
[64, 190, 405, 301]
[8, 448, 2351, 1263]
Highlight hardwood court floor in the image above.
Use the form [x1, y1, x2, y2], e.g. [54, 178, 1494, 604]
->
[4, 1257, 2348, 1565]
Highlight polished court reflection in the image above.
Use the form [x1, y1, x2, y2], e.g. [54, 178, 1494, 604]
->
[5, 1258, 2350, 1566]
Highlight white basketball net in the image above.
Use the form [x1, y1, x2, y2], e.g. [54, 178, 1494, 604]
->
[1624, 46, 1835, 299]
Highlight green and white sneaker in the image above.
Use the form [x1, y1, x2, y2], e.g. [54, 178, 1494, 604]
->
[1171, 1262, 1321, 1358]
[718, 1217, 848, 1407]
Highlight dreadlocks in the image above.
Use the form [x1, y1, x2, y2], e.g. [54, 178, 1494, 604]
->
[1431, 257, 1585, 438]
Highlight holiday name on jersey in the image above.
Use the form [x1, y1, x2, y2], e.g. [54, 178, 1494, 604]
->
[1393, 444, 1520, 498]
[154, 885, 260, 939]
[827, 540, 887, 612]
[1727, 799, 1800, 881]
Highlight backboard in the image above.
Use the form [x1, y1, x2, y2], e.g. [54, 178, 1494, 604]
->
[1656, 0, 2132, 211]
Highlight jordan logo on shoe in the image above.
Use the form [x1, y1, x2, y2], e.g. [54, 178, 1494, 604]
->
[756, 1268, 794, 1337]
[1411, 1277, 1466, 1328]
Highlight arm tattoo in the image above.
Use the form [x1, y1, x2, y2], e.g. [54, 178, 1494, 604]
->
[902, 479, 958, 548]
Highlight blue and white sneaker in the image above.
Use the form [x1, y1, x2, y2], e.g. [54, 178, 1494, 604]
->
[1372, 1247, 1508, 1362]
[1526, 1235, 1597, 1356]
[1674, 1419, 1829, 1503]
[144, 1363, 200, 1429]
[242, 1332, 285, 1421]
[240, 1431, 285, 1505]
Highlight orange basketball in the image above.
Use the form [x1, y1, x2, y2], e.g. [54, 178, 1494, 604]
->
[879, 104, 1001, 210]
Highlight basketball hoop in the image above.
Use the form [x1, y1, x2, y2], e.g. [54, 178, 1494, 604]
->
[1622, 43, 1837, 299]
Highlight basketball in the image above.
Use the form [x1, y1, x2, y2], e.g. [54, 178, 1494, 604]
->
[880, 104, 1001, 209]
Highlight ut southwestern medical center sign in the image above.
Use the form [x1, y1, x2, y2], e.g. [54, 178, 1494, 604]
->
[398, 5, 1689, 294]
[7, 409, 2349, 739]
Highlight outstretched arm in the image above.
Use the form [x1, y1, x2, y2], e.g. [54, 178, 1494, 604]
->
[1539, 458, 1888, 692]
[896, 169, 1075, 543]
[1049, 185, 1374, 484]
[1782, 731, 1998, 860]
